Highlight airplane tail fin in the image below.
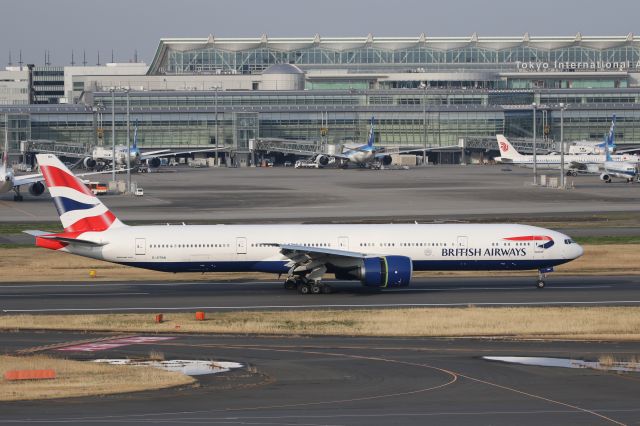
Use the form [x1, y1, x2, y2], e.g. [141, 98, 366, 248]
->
[2, 123, 8, 170]
[133, 120, 138, 150]
[35, 154, 126, 233]
[367, 116, 375, 147]
[605, 115, 616, 161]
[496, 135, 521, 160]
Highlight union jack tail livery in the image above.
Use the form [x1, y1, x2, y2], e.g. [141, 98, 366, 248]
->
[36, 154, 125, 233]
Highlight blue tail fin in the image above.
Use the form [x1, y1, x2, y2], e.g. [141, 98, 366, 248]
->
[605, 115, 616, 161]
[132, 120, 138, 151]
[367, 116, 375, 147]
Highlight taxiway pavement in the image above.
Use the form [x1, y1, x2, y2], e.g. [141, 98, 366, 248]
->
[2, 275, 640, 313]
[1, 331, 639, 425]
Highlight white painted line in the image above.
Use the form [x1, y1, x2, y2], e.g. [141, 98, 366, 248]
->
[0, 281, 285, 289]
[0, 292, 149, 297]
[4, 300, 640, 313]
[385, 285, 612, 292]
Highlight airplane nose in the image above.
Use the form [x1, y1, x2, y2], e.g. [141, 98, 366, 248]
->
[574, 243, 584, 259]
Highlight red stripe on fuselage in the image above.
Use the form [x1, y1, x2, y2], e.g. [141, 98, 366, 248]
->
[504, 235, 552, 241]
[65, 211, 116, 233]
[40, 165, 95, 197]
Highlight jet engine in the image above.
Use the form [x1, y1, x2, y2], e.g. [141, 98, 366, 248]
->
[146, 157, 161, 168]
[315, 155, 330, 167]
[336, 256, 412, 287]
[600, 173, 612, 183]
[83, 157, 97, 169]
[380, 155, 393, 166]
[28, 181, 45, 196]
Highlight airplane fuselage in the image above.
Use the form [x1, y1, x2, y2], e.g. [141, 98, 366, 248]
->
[55, 223, 582, 274]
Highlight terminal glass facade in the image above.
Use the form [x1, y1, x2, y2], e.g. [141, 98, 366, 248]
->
[155, 39, 640, 75]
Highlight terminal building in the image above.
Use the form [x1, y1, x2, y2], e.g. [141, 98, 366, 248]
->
[2, 33, 640, 165]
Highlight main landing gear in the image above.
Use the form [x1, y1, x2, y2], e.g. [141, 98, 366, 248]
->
[536, 267, 554, 289]
[13, 188, 23, 202]
[283, 276, 332, 295]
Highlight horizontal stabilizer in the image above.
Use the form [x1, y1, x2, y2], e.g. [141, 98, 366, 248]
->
[23, 230, 106, 246]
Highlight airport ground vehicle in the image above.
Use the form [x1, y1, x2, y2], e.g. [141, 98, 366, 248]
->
[135, 187, 144, 196]
[27, 154, 583, 294]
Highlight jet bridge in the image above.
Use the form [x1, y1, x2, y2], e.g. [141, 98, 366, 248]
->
[249, 137, 325, 157]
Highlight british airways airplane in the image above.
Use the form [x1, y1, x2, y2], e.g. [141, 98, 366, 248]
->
[27, 154, 583, 293]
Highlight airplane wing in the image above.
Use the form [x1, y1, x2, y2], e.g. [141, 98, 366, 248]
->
[12, 169, 128, 189]
[11, 173, 45, 187]
[140, 148, 225, 160]
[266, 243, 370, 281]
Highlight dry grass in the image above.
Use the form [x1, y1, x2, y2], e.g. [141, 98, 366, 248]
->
[0, 355, 194, 401]
[2, 244, 640, 282]
[2, 307, 640, 340]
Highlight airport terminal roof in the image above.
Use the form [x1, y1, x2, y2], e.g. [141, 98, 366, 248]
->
[148, 33, 640, 75]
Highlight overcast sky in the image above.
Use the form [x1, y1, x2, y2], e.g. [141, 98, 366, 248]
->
[1, 0, 638, 66]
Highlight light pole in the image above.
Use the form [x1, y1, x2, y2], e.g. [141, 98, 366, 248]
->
[110, 88, 116, 182]
[125, 88, 131, 193]
[559, 103, 568, 189]
[532, 102, 537, 185]
[213, 85, 220, 167]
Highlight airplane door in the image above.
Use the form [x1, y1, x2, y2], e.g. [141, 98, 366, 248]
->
[135, 238, 146, 255]
[338, 236, 349, 250]
[236, 237, 247, 255]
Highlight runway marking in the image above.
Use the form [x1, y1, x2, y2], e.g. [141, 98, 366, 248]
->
[386, 285, 612, 292]
[5, 300, 640, 313]
[56, 336, 177, 352]
[0, 292, 149, 297]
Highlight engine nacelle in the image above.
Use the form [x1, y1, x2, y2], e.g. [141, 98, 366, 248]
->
[600, 173, 611, 182]
[146, 157, 161, 168]
[83, 157, 97, 169]
[359, 256, 412, 288]
[380, 155, 393, 166]
[28, 181, 45, 196]
[315, 155, 329, 167]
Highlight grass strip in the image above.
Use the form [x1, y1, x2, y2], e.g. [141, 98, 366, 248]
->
[2, 307, 640, 340]
[0, 355, 194, 401]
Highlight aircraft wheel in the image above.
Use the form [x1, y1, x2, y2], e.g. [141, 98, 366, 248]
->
[298, 283, 310, 295]
[284, 279, 297, 290]
[310, 283, 322, 295]
[13, 194, 23, 202]
[536, 280, 545, 289]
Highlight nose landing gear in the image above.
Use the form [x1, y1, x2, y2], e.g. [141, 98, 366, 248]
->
[536, 267, 554, 289]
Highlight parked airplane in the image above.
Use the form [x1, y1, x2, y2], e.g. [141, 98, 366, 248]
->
[0, 129, 46, 200]
[84, 122, 222, 170]
[27, 154, 583, 292]
[313, 117, 420, 168]
[495, 133, 640, 171]
[598, 116, 637, 183]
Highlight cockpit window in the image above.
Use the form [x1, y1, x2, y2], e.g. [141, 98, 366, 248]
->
[564, 239, 576, 244]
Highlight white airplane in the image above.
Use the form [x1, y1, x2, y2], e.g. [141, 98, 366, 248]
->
[0, 125, 49, 201]
[495, 134, 640, 172]
[599, 116, 637, 183]
[84, 122, 222, 170]
[313, 117, 421, 168]
[26, 154, 583, 292]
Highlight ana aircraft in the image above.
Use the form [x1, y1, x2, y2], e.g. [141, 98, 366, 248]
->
[84, 122, 222, 170]
[27, 153, 583, 292]
[598, 116, 637, 183]
[0, 126, 59, 201]
[313, 117, 419, 168]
